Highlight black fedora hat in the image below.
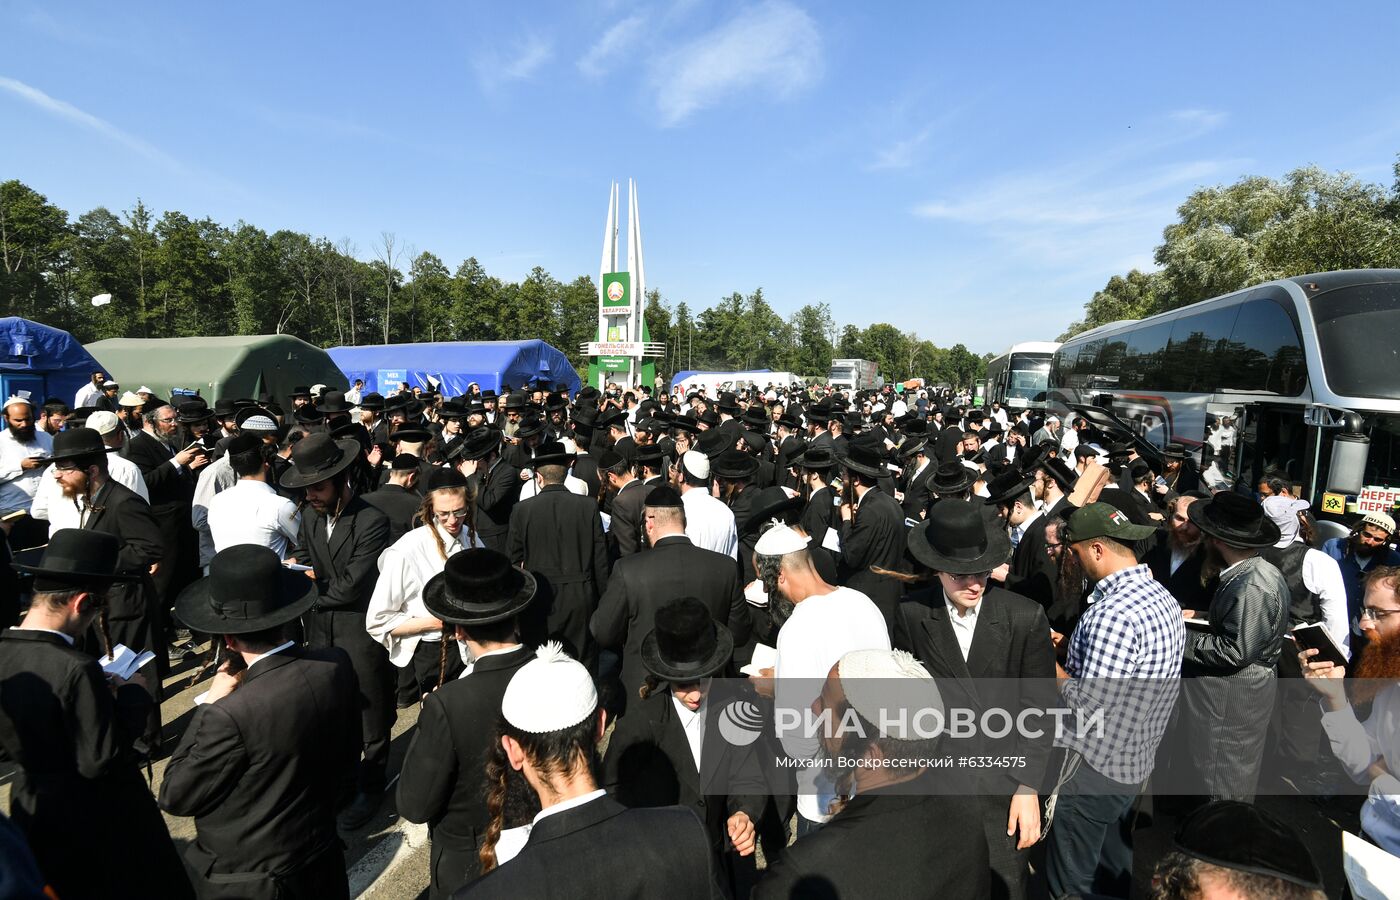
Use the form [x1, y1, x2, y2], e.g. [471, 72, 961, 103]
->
[503, 391, 530, 411]
[391, 426, 432, 445]
[696, 427, 737, 459]
[640, 597, 734, 682]
[928, 461, 976, 495]
[1172, 800, 1323, 891]
[740, 407, 769, 429]
[212, 398, 238, 418]
[908, 500, 1011, 574]
[447, 426, 501, 462]
[800, 445, 837, 471]
[669, 414, 700, 435]
[289, 385, 312, 400]
[515, 415, 548, 439]
[12, 529, 138, 590]
[315, 390, 355, 415]
[47, 427, 118, 464]
[423, 548, 536, 626]
[175, 545, 316, 635]
[293, 406, 325, 426]
[775, 413, 803, 431]
[1187, 492, 1281, 549]
[1161, 442, 1189, 460]
[595, 409, 627, 431]
[741, 486, 804, 534]
[696, 410, 721, 428]
[437, 400, 468, 420]
[898, 437, 929, 459]
[175, 400, 212, 425]
[838, 440, 886, 478]
[530, 440, 576, 469]
[712, 448, 759, 479]
[278, 433, 361, 489]
[985, 469, 1033, 507]
[358, 392, 386, 412]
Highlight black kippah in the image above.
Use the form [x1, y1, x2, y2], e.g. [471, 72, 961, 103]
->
[644, 485, 683, 508]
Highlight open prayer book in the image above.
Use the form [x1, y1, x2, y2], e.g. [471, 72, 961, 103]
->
[740, 643, 777, 677]
[99, 644, 155, 681]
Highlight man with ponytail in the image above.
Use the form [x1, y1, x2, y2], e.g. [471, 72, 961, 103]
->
[0, 529, 192, 899]
[397, 547, 537, 897]
[459, 641, 724, 899]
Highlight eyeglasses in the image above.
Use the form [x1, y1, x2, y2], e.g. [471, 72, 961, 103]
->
[1044, 542, 1063, 551]
[434, 509, 470, 522]
[1361, 607, 1400, 622]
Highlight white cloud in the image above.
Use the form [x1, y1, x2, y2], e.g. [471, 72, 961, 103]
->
[653, 1, 822, 126]
[869, 125, 933, 171]
[0, 75, 174, 165]
[475, 34, 553, 90]
[579, 15, 646, 78]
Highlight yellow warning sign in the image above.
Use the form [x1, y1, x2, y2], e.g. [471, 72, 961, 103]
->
[1321, 493, 1347, 514]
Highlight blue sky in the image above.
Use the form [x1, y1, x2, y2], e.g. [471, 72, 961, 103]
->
[3, 0, 1399, 354]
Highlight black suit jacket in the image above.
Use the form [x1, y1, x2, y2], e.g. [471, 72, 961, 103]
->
[292, 496, 391, 613]
[901, 458, 935, 520]
[126, 429, 194, 515]
[160, 647, 360, 883]
[81, 479, 164, 625]
[398, 645, 534, 894]
[1004, 511, 1058, 614]
[1145, 540, 1215, 610]
[591, 535, 749, 699]
[603, 687, 766, 862]
[839, 488, 907, 634]
[608, 477, 647, 559]
[363, 483, 422, 545]
[893, 586, 1058, 794]
[0, 629, 191, 900]
[454, 795, 723, 900]
[935, 423, 964, 464]
[475, 458, 522, 551]
[753, 781, 990, 900]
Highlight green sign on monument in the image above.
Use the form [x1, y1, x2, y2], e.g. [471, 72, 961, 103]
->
[601, 272, 630, 310]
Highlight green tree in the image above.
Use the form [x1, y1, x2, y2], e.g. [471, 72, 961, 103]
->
[0, 180, 70, 321]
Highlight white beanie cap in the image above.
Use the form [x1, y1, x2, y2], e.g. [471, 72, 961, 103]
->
[681, 450, 710, 480]
[501, 642, 597, 733]
[837, 648, 941, 741]
[754, 524, 810, 557]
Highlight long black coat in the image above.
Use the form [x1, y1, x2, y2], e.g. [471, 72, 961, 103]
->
[603, 687, 766, 869]
[838, 488, 907, 635]
[508, 484, 609, 668]
[608, 477, 647, 559]
[901, 458, 936, 520]
[397, 645, 534, 899]
[753, 782, 990, 900]
[591, 534, 749, 701]
[363, 483, 422, 545]
[800, 486, 840, 552]
[1004, 511, 1057, 613]
[81, 479, 166, 661]
[0, 629, 192, 900]
[125, 429, 195, 515]
[1145, 540, 1216, 611]
[475, 457, 522, 552]
[454, 795, 723, 900]
[159, 647, 361, 897]
[292, 496, 391, 615]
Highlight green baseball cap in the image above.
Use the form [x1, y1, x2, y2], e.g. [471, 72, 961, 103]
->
[1064, 502, 1158, 543]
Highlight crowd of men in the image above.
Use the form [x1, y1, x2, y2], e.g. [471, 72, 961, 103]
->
[0, 369, 1396, 899]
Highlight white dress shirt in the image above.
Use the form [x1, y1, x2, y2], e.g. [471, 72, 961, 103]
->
[1320, 684, 1400, 855]
[1297, 543, 1352, 659]
[671, 694, 707, 771]
[73, 382, 102, 410]
[366, 522, 483, 666]
[191, 455, 239, 567]
[946, 594, 982, 661]
[0, 427, 53, 513]
[206, 479, 301, 559]
[681, 487, 739, 559]
[31, 455, 148, 529]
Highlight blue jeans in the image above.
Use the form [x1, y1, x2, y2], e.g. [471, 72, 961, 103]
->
[1045, 755, 1139, 899]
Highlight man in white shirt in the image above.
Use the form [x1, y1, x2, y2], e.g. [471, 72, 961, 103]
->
[30, 411, 147, 531]
[72, 370, 106, 410]
[0, 396, 54, 547]
[676, 450, 738, 559]
[206, 434, 300, 559]
[753, 525, 889, 832]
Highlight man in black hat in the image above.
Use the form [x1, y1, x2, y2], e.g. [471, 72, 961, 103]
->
[281, 432, 395, 828]
[1178, 492, 1290, 802]
[396, 549, 537, 896]
[836, 437, 907, 635]
[603, 598, 766, 894]
[1148, 800, 1326, 899]
[507, 442, 610, 671]
[362, 452, 423, 544]
[451, 426, 520, 553]
[160, 545, 361, 899]
[797, 445, 841, 549]
[0, 530, 193, 900]
[713, 448, 759, 533]
[592, 486, 750, 704]
[898, 434, 935, 521]
[895, 500, 1056, 900]
[599, 448, 646, 558]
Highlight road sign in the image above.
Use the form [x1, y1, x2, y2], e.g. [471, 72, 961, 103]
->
[1321, 493, 1347, 515]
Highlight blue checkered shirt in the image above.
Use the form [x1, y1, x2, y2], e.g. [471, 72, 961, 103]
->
[1058, 564, 1185, 784]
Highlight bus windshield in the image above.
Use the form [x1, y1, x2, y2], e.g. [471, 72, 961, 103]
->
[1311, 281, 1400, 401]
[1005, 355, 1052, 402]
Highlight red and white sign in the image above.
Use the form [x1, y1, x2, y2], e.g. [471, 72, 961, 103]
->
[1356, 486, 1400, 514]
[585, 341, 645, 357]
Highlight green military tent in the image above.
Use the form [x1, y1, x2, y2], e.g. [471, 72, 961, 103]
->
[84, 334, 347, 409]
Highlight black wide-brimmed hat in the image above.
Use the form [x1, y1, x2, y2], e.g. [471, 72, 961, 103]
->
[391, 427, 432, 445]
[315, 390, 355, 415]
[503, 391, 530, 411]
[899, 437, 929, 459]
[635, 443, 669, 468]
[740, 407, 769, 429]
[175, 544, 316, 635]
[908, 499, 1011, 574]
[1161, 442, 1189, 460]
[800, 445, 837, 471]
[741, 487, 804, 534]
[212, 398, 238, 418]
[1173, 800, 1323, 891]
[293, 406, 325, 426]
[175, 400, 212, 425]
[1187, 491, 1281, 549]
[640, 597, 734, 682]
[570, 405, 599, 430]
[712, 448, 758, 480]
[515, 415, 548, 439]
[530, 440, 575, 469]
[358, 392, 386, 412]
[928, 461, 976, 495]
[669, 415, 700, 436]
[447, 426, 502, 462]
[696, 427, 737, 459]
[838, 440, 886, 478]
[423, 548, 536, 626]
[985, 469, 1033, 507]
[437, 400, 468, 421]
[279, 433, 361, 489]
[12, 529, 138, 590]
[47, 427, 118, 464]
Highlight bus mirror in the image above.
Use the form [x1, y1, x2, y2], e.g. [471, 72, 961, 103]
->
[1327, 430, 1369, 495]
[1305, 405, 1350, 428]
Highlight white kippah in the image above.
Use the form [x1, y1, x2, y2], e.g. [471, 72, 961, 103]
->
[118, 391, 144, 407]
[837, 649, 941, 741]
[754, 524, 810, 557]
[241, 415, 278, 433]
[1362, 512, 1396, 535]
[681, 450, 710, 480]
[136, 386, 155, 395]
[86, 411, 120, 436]
[501, 641, 598, 733]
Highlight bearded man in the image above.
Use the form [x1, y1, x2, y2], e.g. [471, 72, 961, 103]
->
[1323, 512, 1400, 637]
[0, 396, 54, 549]
[1145, 491, 1215, 610]
[1302, 564, 1400, 856]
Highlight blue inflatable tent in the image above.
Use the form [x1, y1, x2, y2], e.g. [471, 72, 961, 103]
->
[326, 340, 581, 397]
[0, 317, 107, 406]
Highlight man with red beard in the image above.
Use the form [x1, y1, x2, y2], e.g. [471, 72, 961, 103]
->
[1302, 564, 1400, 856]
